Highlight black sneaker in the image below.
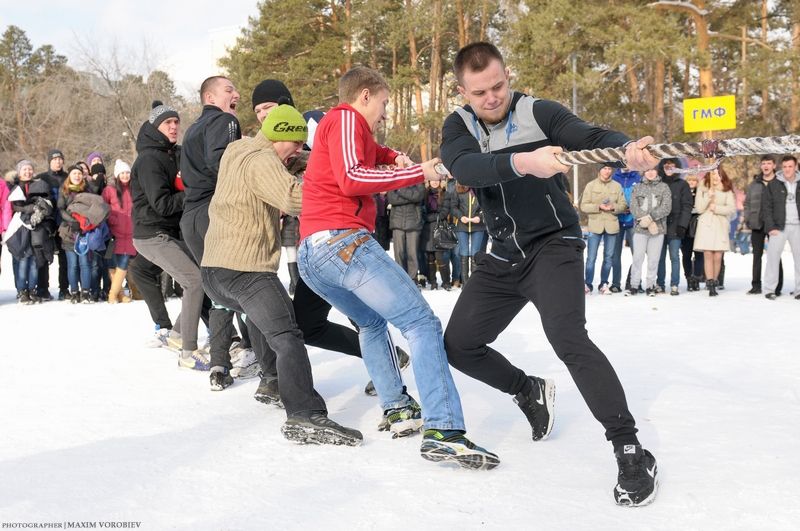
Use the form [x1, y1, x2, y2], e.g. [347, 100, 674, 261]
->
[420, 429, 500, 470]
[765, 293, 777, 300]
[614, 444, 659, 507]
[364, 346, 411, 396]
[281, 412, 363, 446]
[654, 286, 665, 294]
[610, 286, 622, 293]
[37, 290, 52, 301]
[645, 288, 656, 297]
[209, 367, 234, 391]
[513, 376, 555, 441]
[747, 287, 762, 295]
[28, 292, 42, 304]
[59, 290, 70, 301]
[254, 376, 283, 408]
[624, 288, 637, 297]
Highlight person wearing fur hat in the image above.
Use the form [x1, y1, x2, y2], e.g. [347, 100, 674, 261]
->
[131, 102, 211, 370]
[655, 158, 693, 295]
[627, 168, 672, 296]
[201, 103, 361, 444]
[101, 160, 136, 303]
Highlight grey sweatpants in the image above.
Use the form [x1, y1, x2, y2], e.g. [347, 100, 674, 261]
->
[764, 224, 800, 294]
[631, 233, 665, 289]
[134, 234, 205, 351]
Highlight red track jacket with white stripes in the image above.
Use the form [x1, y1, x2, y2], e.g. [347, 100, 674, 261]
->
[299, 103, 425, 240]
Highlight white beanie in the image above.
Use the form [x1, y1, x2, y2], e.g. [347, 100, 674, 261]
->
[114, 159, 131, 177]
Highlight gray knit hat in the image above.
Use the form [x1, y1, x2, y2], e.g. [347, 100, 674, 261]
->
[148, 100, 179, 128]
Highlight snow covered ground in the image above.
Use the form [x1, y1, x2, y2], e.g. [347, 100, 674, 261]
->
[1, 247, 798, 530]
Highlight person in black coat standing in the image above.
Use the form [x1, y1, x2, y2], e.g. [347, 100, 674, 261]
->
[656, 158, 693, 295]
[743, 155, 783, 294]
[35, 149, 69, 300]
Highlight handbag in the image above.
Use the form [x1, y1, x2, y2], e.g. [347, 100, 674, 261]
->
[688, 215, 699, 238]
[432, 217, 458, 250]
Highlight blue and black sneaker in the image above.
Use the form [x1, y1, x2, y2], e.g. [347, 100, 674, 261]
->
[420, 429, 500, 470]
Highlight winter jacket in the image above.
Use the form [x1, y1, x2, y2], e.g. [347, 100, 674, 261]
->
[202, 132, 302, 273]
[579, 177, 626, 235]
[0, 182, 11, 234]
[441, 92, 629, 262]
[422, 188, 454, 252]
[629, 177, 672, 236]
[180, 104, 242, 213]
[102, 183, 136, 256]
[612, 169, 641, 229]
[57, 190, 82, 251]
[36, 169, 67, 223]
[58, 191, 110, 251]
[451, 189, 486, 233]
[8, 179, 55, 263]
[761, 175, 800, 233]
[693, 184, 736, 251]
[660, 174, 693, 239]
[130, 121, 184, 239]
[299, 103, 424, 240]
[743, 174, 772, 231]
[388, 184, 425, 232]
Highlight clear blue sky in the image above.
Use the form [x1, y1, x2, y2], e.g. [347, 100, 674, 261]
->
[0, 0, 259, 97]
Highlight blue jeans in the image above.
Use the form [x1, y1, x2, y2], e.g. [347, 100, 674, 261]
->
[113, 253, 132, 270]
[457, 231, 485, 257]
[611, 226, 635, 289]
[298, 229, 465, 431]
[584, 232, 617, 289]
[657, 237, 682, 288]
[66, 250, 92, 292]
[14, 255, 38, 292]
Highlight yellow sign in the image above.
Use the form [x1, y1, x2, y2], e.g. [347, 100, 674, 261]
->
[683, 95, 737, 133]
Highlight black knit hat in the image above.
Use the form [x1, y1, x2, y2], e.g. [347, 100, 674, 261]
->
[252, 80, 294, 109]
[47, 149, 64, 161]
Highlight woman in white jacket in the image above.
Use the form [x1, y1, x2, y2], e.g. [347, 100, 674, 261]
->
[693, 167, 736, 296]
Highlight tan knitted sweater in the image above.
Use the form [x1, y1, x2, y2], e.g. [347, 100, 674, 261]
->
[202, 133, 302, 272]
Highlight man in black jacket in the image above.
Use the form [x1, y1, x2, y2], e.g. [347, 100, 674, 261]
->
[179, 76, 243, 390]
[440, 42, 659, 506]
[131, 104, 210, 370]
[744, 155, 783, 294]
[762, 155, 800, 300]
[656, 158, 693, 295]
[387, 183, 425, 282]
[35, 149, 69, 300]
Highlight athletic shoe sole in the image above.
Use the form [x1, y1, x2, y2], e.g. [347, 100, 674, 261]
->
[389, 418, 424, 439]
[254, 393, 284, 409]
[420, 440, 500, 470]
[280, 424, 363, 447]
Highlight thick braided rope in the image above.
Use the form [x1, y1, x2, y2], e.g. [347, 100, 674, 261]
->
[554, 135, 800, 166]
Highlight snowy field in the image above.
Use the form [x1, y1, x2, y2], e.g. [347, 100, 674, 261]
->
[1, 246, 798, 531]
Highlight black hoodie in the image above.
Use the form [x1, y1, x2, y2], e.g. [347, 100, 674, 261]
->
[441, 92, 628, 262]
[657, 158, 693, 238]
[130, 121, 184, 239]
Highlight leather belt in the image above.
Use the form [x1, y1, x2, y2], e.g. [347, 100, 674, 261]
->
[337, 234, 371, 264]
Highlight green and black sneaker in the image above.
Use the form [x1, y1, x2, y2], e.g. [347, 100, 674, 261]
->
[380, 398, 423, 438]
[420, 429, 500, 470]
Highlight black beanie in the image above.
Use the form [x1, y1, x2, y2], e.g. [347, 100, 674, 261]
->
[252, 80, 294, 109]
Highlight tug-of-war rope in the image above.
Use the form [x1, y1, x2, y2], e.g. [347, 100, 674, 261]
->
[554, 135, 800, 174]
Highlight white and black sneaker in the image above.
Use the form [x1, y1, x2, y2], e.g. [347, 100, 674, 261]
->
[209, 366, 234, 391]
[281, 412, 363, 447]
[613, 444, 659, 507]
[513, 376, 555, 441]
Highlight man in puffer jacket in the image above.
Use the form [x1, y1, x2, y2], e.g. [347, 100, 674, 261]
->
[611, 168, 641, 292]
[628, 168, 672, 296]
[387, 183, 425, 282]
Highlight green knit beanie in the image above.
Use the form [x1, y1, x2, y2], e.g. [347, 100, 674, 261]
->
[261, 105, 308, 143]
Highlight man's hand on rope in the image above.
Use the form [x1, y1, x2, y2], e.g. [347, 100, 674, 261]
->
[513, 146, 570, 179]
[624, 136, 660, 172]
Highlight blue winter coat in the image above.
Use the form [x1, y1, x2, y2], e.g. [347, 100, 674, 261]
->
[613, 169, 642, 229]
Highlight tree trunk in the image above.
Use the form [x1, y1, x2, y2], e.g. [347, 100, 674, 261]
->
[740, 25, 747, 124]
[428, 0, 442, 156]
[456, 0, 467, 48]
[406, 0, 428, 160]
[480, 0, 490, 40]
[344, 0, 352, 70]
[792, 18, 800, 132]
[760, 0, 768, 121]
[653, 59, 665, 141]
[392, 44, 399, 127]
[626, 61, 639, 103]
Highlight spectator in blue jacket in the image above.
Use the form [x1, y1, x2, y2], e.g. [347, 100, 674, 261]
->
[610, 168, 641, 292]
